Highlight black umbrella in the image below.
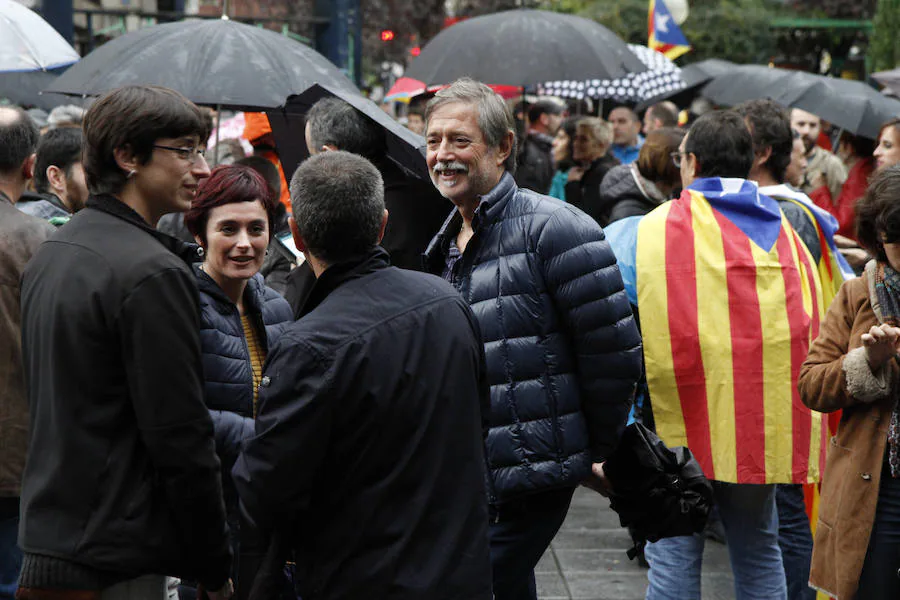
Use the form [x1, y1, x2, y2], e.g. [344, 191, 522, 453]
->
[767, 73, 900, 140]
[700, 64, 795, 108]
[44, 18, 357, 111]
[267, 84, 428, 185]
[0, 66, 73, 111]
[404, 9, 647, 87]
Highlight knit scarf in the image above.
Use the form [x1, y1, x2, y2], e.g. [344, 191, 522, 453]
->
[874, 262, 900, 477]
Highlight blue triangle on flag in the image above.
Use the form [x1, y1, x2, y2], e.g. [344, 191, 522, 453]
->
[653, 0, 690, 47]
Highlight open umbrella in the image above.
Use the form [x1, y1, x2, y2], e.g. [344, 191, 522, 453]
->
[700, 64, 795, 108]
[703, 65, 900, 139]
[267, 83, 428, 185]
[0, 67, 72, 110]
[767, 73, 900, 140]
[539, 44, 683, 104]
[404, 9, 646, 87]
[872, 68, 900, 97]
[45, 18, 356, 110]
[635, 58, 734, 111]
[0, 0, 79, 72]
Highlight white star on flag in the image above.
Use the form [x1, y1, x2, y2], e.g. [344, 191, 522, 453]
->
[655, 13, 670, 33]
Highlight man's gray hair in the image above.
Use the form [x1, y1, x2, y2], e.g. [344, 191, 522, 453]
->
[576, 117, 613, 148]
[47, 105, 86, 129]
[425, 78, 517, 173]
[306, 97, 386, 161]
[290, 150, 385, 264]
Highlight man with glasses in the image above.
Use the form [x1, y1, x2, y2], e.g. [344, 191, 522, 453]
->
[17, 86, 232, 600]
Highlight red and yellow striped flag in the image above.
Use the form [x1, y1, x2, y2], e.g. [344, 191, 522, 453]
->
[636, 186, 827, 484]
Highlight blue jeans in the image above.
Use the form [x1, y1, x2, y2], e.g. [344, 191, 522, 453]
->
[645, 482, 786, 600]
[490, 487, 575, 600]
[856, 465, 900, 600]
[775, 484, 815, 600]
[0, 498, 21, 600]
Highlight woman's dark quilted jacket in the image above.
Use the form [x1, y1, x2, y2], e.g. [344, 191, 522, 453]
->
[424, 173, 642, 502]
[194, 266, 293, 459]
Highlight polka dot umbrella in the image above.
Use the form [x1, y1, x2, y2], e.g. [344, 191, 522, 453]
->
[539, 45, 685, 104]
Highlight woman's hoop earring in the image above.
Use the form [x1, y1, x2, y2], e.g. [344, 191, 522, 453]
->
[127, 169, 136, 179]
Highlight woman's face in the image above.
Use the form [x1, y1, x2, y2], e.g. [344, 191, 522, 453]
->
[572, 128, 603, 163]
[552, 128, 569, 166]
[885, 241, 900, 272]
[200, 200, 269, 286]
[874, 127, 900, 171]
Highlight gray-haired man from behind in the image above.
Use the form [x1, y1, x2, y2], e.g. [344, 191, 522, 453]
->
[234, 150, 492, 599]
[422, 78, 642, 600]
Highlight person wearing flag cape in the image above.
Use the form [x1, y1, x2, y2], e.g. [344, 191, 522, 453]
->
[607, 110, 826, 599]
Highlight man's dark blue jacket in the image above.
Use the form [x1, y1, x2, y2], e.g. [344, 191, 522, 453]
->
[233, 247, 492, 600]
[424, 172, 642, 502]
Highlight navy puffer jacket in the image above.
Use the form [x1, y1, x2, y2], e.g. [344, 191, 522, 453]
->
[194, 266, 293, 457]
[425, 173, 642, 502]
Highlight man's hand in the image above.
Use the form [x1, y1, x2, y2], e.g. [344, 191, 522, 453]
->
[861, 323, 900, 372]
[204, 579, 234, 600]
[567, 166, 586, 183]
[840, 247, 870, 270]
[580, 461, 612, 497]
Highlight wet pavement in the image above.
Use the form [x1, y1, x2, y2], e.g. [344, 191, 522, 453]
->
[537, 487, 736, 599]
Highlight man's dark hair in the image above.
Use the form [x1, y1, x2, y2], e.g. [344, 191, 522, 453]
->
[838, 131, 876, 159]
[306, 98, 386, 161]
[856, 164, 900, 261]
[527, 100, 563, 124]
[646, 103, 678, 128]
[290, 151, 385, 264]
[82, 85, 211, 196]
[0, 106, 39, 174]
[735, 99, 793, 184]
[685, 110, 754, 179]
[235, 155, 281, 201]
[34, 127, 84, 194]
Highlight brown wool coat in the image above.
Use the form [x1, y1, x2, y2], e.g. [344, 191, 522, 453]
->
[798, 263, 900, 600]
[0, 194, 54, 497]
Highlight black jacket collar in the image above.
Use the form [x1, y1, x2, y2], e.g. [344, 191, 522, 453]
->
[86, 194, 203, 265]
[299, 247, 391, 317]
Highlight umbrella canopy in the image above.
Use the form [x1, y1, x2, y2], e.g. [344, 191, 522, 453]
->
[635, 58, 734, 111]
[45, 18, 356, 110]
[404, 9, 646, 87]
[703, 64, 900, 139]
[538, 44, 682, 104]
[0, 0, 79, 72]
[767, 73, 900, 140]
[0, 67, 72, 110]
[700, 64, 794, 108]
[267, 84, 429, 185]
[873, 68, 900, 97]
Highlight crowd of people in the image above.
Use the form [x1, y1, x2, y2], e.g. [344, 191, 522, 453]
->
[0, 70, 900, 600]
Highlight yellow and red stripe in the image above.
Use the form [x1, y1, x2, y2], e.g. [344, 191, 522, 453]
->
[637, 190, 826, 484]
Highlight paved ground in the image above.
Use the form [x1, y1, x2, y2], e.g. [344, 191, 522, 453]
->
[537, 487, 736, 600]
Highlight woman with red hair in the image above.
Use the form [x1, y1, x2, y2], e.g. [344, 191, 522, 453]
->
[184, 164, 293, 596]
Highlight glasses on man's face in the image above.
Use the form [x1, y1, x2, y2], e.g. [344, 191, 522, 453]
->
[671, 151, 685, 168]
[153, 144, 206, 163]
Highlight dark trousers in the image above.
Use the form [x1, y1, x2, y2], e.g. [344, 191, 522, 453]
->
[775, 484, 815, 600]
[857, 465, 900, 599]
[490, 487, 575, 600]
[0, 498, 20, 600]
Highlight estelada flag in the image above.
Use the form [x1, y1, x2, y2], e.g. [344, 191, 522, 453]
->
[648, 0, 691, 60]
[636, 178, 827, 484]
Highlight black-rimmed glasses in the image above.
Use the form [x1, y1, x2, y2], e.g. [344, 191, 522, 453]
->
[153, 145, 206, 163]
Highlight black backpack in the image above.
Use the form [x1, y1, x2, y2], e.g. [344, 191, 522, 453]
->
[603, 422, 714, 559]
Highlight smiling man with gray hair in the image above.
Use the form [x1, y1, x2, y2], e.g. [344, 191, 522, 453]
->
[234, 150, 493, 599]
[422, 78, 642, 600]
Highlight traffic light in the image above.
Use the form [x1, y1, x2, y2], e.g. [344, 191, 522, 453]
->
[410, 46, 421, 57]
[381, 30, 395, 42]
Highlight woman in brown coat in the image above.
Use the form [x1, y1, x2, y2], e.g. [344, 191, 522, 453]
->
[799, 164, 900, 600]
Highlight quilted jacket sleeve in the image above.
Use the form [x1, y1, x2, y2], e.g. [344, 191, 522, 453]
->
[537, 205, 643, 461]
